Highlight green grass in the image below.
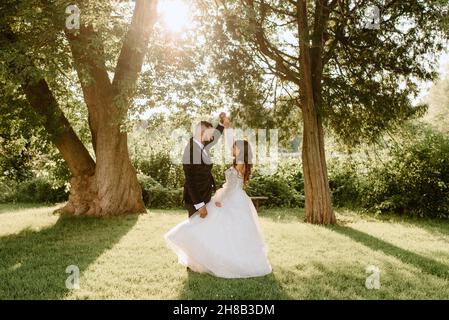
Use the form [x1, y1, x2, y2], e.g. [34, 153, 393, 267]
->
[1, 203, 449, 299]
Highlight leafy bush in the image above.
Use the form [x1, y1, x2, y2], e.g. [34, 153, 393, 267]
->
[360, 128, 449, 218]
[246, 173, 304, 208]
[135, 153, 184, 189]
[273, 159, 304, 194]
[138, 173, 161, 205]
[147, 186, 183, 209]
[138, 174, 183, 208]
[14, 176, 68, 203]
[328, 159, 361, 208]
[0, 177, 16, 203]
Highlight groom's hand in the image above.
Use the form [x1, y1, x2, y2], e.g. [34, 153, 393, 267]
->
[198, 206, 208, 218]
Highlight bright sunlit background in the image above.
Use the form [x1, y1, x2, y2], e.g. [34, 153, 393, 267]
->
[157, 0, 191, 33]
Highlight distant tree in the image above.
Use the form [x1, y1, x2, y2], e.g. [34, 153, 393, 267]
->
[424, 72, 449, 133]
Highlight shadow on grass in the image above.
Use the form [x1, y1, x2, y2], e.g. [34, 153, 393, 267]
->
[179, 271, 291, 300]
[329, 225, 449, 280]
[0, 214, 138, 299]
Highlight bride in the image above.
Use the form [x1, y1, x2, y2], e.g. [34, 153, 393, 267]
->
[164, 128, 272, 278]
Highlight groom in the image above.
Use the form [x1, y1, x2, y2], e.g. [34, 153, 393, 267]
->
[182, 113, 230, 219]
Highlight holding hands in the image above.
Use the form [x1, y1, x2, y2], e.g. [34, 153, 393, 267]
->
[219, 112, 231, 129]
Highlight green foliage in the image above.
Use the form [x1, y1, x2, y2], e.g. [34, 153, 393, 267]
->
[246, 160, 304, 208]
[0, 177, 16, 203]
[0, 83, 49, 182]
[138, 173, 160, 205]
[135, 154, 184, 189]
[138, 173, 183, 209]
[205, 0, 449, 147]
[423, 74, 449, 134]
[328, 159, 362, 208]
[246, 174, 304, 208]
[12, 176, 68, 203]
[325, 124, 449, 218]
[360, 127, 449, 218]
[145, 186, 183, 209]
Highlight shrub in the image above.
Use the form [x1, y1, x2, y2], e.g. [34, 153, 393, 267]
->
[138, 174, 183, 208]
[138, 173, 161, 205]
[328, 159, 361, 208]
[14, 176, 68, 203]
[273, 159, 304, 194]
[146, 186, 184, 209]
[0, 178, 16, 203]
[246, 173, 304, 208]
[135, 154, 184, 189]
[360, 128, 449, 218]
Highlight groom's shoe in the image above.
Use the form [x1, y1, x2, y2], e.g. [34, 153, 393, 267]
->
[186, 267, 193, 272]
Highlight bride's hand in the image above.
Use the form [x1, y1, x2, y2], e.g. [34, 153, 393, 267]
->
[215, 202, 222, 207]
[223, 118, 231, 129]
[219, 112, 231, 128]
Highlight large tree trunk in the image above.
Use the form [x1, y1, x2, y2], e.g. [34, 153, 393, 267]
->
[23, 78, 102, 216]
[60, 35, 146, 216]
[301, 100, 335, 224]
[60, 0, 157, 216]
[63, 131, 146, 216]
[22, 73, 145, 216]
[88, 93, 146, 216]
[298, 0, 336, 224]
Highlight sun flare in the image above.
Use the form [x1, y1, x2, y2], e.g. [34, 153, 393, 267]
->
[157, 0, 191, 33]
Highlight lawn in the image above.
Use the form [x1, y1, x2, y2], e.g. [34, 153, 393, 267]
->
[0, 203, 449, 299]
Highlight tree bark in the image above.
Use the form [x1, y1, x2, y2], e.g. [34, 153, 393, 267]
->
[300, 100, 335, 224]
[298, 0, 336, 224]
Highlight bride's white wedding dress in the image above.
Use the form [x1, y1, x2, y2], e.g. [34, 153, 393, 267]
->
[164, 166, 272, 278]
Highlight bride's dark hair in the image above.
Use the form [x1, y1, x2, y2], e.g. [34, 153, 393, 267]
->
[233, 140, 253, 185]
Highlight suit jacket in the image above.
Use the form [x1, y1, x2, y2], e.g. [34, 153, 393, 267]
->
[182, 124, 224, 216]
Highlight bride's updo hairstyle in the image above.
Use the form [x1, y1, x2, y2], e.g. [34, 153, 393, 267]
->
[233, 140, 253, 185]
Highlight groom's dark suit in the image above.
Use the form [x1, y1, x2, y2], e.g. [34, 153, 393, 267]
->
[182, 123, 224, 217]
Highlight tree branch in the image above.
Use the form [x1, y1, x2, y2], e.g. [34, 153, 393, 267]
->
[0, 28, 96, 177]
[112, 0, 158, 105]
[66, 24, 113, 154]
[243, 0, 301, 85]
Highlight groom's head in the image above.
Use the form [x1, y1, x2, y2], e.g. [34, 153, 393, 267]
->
[195, 121, 214, 144]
